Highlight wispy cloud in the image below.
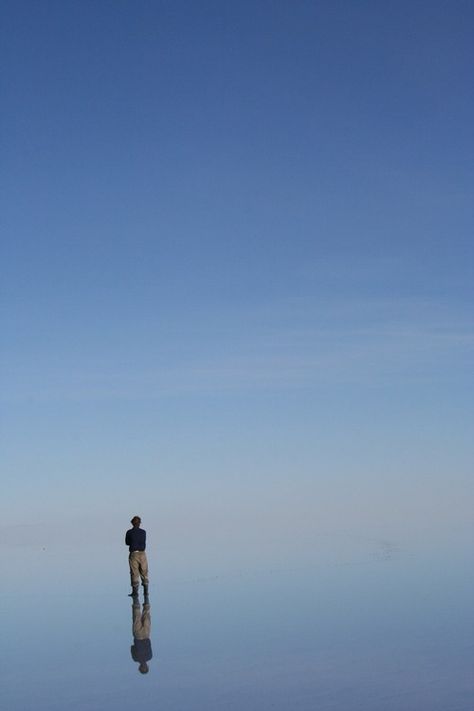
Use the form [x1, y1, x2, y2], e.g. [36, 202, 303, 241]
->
[2, 294, 472, 402]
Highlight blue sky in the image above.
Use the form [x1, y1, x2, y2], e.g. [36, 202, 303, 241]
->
[1, 2, 473, 546]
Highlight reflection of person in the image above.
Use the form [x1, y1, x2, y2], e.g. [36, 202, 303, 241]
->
[125, 516, 149, 598]
[131, 600, 153, 674]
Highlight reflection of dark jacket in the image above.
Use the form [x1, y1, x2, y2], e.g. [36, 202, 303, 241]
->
[131, 638, 153, 663]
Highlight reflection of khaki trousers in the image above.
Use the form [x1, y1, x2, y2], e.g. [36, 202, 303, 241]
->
[133, 603, 151, 640]
[129, 551, 149, 587]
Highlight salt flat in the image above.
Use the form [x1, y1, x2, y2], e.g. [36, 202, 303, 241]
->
[1, 529, 472, 710]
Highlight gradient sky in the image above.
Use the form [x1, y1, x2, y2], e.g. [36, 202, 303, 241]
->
[1, 2, 473, 547]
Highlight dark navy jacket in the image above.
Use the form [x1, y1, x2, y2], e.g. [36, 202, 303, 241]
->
[125, 527, 146, 552]
[131, 638, 152, 663]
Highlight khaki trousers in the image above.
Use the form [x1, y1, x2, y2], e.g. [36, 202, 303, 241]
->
[129, 551, 149, 587]
[132, 602, 151, 640]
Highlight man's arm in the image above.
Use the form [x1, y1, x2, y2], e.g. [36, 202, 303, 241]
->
[125, 530, 131, 546]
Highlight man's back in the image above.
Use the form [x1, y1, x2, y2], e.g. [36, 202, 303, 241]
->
[125, 526, 146, 552]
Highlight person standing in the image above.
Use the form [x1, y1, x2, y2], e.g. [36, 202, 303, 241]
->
[125, 516, 149, 597]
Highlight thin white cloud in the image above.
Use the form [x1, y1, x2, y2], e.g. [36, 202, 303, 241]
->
[2, 294, 472, 401]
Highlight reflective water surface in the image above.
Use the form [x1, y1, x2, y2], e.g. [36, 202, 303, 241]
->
[1, 531, 472, 710]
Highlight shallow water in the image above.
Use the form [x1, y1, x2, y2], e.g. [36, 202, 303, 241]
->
[1, 532, 472, 710]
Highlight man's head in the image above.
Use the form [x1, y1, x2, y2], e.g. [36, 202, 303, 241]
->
[139, 662, 149, 674]
[131, 516, 141, 527]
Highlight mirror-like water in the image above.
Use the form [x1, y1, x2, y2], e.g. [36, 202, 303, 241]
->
[1, 532, 472, 710]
